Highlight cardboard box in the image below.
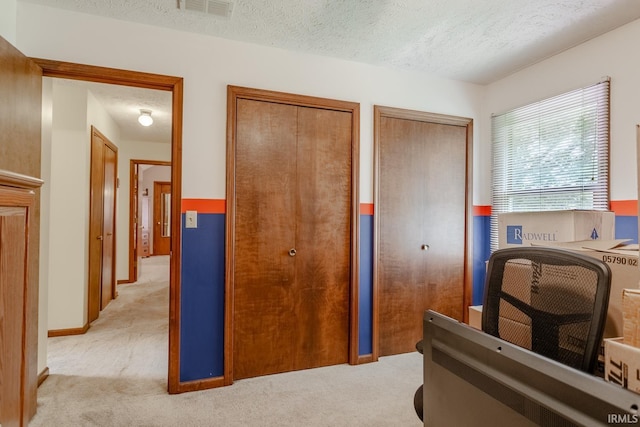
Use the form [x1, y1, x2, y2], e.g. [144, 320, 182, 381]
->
[500, 259, 534, 324]
[623, 289, 640, 347]
[468, 305, 482, 329]
[537, 240, 640, 339]
[498, 316, 532, 350]
[498, 210, 615, 249]
[604, 338, 640, 394]
[482, 258, 585, 354]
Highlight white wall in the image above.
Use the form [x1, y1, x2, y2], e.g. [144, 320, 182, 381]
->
[46, 80, 121, 331]
[0, 0, 17, 44]
[481, 18, 640, 205]
[47, 81, 91, 330]
[15, 2, 485, 206]
[88, 91, 120, 143]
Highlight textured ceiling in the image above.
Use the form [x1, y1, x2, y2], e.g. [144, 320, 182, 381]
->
[21, 0, 640, 84]
[23, 0, 640, 141]
[52, 78, 173, 144]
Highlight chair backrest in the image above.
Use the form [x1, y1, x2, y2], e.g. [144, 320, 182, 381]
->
[482, 247, 611, 373]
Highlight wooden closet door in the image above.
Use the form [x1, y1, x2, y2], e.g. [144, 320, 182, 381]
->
[378, 116, 467, 356]
[89, 128, 118, 320]
[88, 130, 106, 322]
[294, 106, 351, 369]
[101, 143, 117, 308]
[233, 100, 352, 379]
[234, 99, 299, 379]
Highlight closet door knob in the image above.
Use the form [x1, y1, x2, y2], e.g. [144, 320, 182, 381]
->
[289, 248, 297, 257]
[421, 244, 430, 251]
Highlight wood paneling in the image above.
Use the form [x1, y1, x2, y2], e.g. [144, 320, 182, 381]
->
[0, 206, 28, 426]
[0, 171, 43, 427]
[374, 106, 473, 357]
[0, 37, 43, 423]
[0, 39, 42, 177]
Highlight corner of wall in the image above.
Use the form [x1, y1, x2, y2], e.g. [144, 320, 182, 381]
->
[0, 0, 17, 46]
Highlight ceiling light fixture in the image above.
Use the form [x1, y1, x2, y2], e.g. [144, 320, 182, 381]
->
[138, 109, 153, 127]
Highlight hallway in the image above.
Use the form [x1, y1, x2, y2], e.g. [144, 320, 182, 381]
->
[30, 255, 422, 427]
[45, 255, 169, 380]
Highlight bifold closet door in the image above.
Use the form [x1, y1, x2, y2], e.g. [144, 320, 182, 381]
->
[294, 106, 351, 369]
[234, 99, 351, 380]
[378, 116, 467, 356]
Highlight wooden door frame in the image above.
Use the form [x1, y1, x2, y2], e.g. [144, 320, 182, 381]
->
[372, 105, 474, 362]
[32, 59, 185, 394]
[225, 86, 361, 385]
[152, 180, 172, 256]
[124, 160, 171, 284]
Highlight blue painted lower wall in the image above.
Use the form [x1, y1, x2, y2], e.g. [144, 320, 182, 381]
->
[616, 216, 638, 244]
[359, 214, 374, 355]
[472, 215, 491, 306]
[178, 209, 637, 382]
[180, 213, 226, 381]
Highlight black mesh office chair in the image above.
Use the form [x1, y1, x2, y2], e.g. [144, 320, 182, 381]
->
[414, 246, 611, 421]
[482, 247, 611, 373]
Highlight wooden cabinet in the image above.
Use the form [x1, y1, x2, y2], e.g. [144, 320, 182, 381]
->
[0, 170, 42, 427]
[140, 230, 150, 257]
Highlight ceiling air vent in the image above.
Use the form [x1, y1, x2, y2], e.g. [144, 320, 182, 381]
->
[179, 0, 234, 18]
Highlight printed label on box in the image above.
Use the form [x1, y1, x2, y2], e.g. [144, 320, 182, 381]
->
[498, 211, 614, 249]
[505, 225, 559, 245]
[605, 338, 640, 394]
[607, 356, 629, 389]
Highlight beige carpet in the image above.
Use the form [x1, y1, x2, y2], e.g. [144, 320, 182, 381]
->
[30, 256, 423, 426]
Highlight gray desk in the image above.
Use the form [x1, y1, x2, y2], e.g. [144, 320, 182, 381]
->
[422, 310, 640, 426]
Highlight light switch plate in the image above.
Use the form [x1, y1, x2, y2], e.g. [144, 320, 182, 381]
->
[185, 210, 198, 228]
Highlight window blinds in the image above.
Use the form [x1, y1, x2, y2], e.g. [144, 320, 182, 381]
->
[490, 79, 610, 251]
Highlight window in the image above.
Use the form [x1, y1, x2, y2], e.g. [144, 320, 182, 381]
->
[490, 79, 610, 251]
